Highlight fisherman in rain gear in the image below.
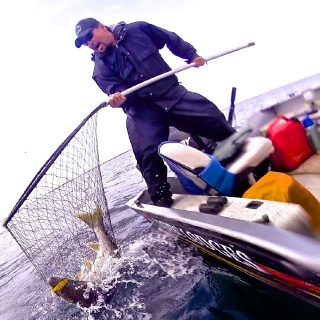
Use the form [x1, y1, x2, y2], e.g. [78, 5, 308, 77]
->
[74, 18, 235, 207]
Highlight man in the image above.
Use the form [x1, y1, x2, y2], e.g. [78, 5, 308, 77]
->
[75, 18, 236, 207]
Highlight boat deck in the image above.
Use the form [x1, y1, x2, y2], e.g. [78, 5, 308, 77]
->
[139, 165, 319, 237]
[136, 153, 320, 238]
[287, 153, 320, 201]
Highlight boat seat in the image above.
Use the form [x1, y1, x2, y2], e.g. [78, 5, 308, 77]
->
[159, 136, 274, 196]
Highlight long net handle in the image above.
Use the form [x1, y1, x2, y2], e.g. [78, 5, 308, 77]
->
[112, 42, 255, 99]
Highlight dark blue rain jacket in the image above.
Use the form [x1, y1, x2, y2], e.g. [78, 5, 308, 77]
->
[92, 21, 199, 111]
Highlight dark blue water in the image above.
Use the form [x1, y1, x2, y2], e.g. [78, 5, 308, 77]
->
[1, 96, 320, 319]
[1, 150, 320, 319]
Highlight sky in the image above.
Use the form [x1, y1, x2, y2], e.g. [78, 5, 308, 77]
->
[0, 0, 319, 219]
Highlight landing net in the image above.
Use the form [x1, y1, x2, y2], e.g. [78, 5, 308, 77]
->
[3, 104, 116, 281]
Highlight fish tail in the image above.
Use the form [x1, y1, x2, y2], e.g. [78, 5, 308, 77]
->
[76, 205, 104, 229]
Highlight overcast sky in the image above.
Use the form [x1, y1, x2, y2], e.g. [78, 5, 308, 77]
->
[1, 0, 319, 219]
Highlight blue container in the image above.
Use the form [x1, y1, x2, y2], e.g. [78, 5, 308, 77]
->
[303, 116, 320, 154]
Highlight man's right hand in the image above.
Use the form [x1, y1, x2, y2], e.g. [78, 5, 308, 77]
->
[108, 92, 126, 108]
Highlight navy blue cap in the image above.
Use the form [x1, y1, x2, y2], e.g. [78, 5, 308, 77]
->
[75, 18, 99, 48]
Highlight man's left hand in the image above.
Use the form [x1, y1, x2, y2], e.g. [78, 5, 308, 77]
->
[193, 56, 207, 67]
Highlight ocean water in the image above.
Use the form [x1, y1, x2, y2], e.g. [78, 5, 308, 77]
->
[1, 101, 320, 319]
[1, 150, 320, 320]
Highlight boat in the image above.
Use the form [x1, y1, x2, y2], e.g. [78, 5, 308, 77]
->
[127, 85, 320, 308]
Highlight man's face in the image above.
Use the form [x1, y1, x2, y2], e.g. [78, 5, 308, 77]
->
[84, 25, 114, 53]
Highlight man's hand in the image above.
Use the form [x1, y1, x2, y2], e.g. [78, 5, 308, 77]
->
[108, 92, 126, 108]
[192, 56, 207, 67]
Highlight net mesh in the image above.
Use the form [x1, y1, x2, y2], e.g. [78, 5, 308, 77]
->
[4, 107, 116, 281]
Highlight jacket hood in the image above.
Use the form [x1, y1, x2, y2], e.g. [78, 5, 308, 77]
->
[109, 21, 126, 32]
[109, 21, 127, 42]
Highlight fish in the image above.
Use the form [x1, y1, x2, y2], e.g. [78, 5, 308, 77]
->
[74, 205, 120, 280]
[48, 276, 117, 308]
[48, 205, 120, 306]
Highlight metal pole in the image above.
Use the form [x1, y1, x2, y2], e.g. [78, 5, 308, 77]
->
[104, 42, 255, 103]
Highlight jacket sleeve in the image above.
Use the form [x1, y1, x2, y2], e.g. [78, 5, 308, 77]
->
[93, 67, 135, 109]
[93, 72, 127, 95]
[140, 22, 199, 63]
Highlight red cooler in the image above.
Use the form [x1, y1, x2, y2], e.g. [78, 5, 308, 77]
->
[267, 116, 314, 171]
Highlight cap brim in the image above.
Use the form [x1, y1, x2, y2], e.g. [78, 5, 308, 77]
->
[74, 29, 92, 48]
[75, 38, 84, 48]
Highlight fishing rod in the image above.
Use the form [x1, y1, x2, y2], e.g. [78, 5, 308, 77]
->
[102, 42, 255, 105]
